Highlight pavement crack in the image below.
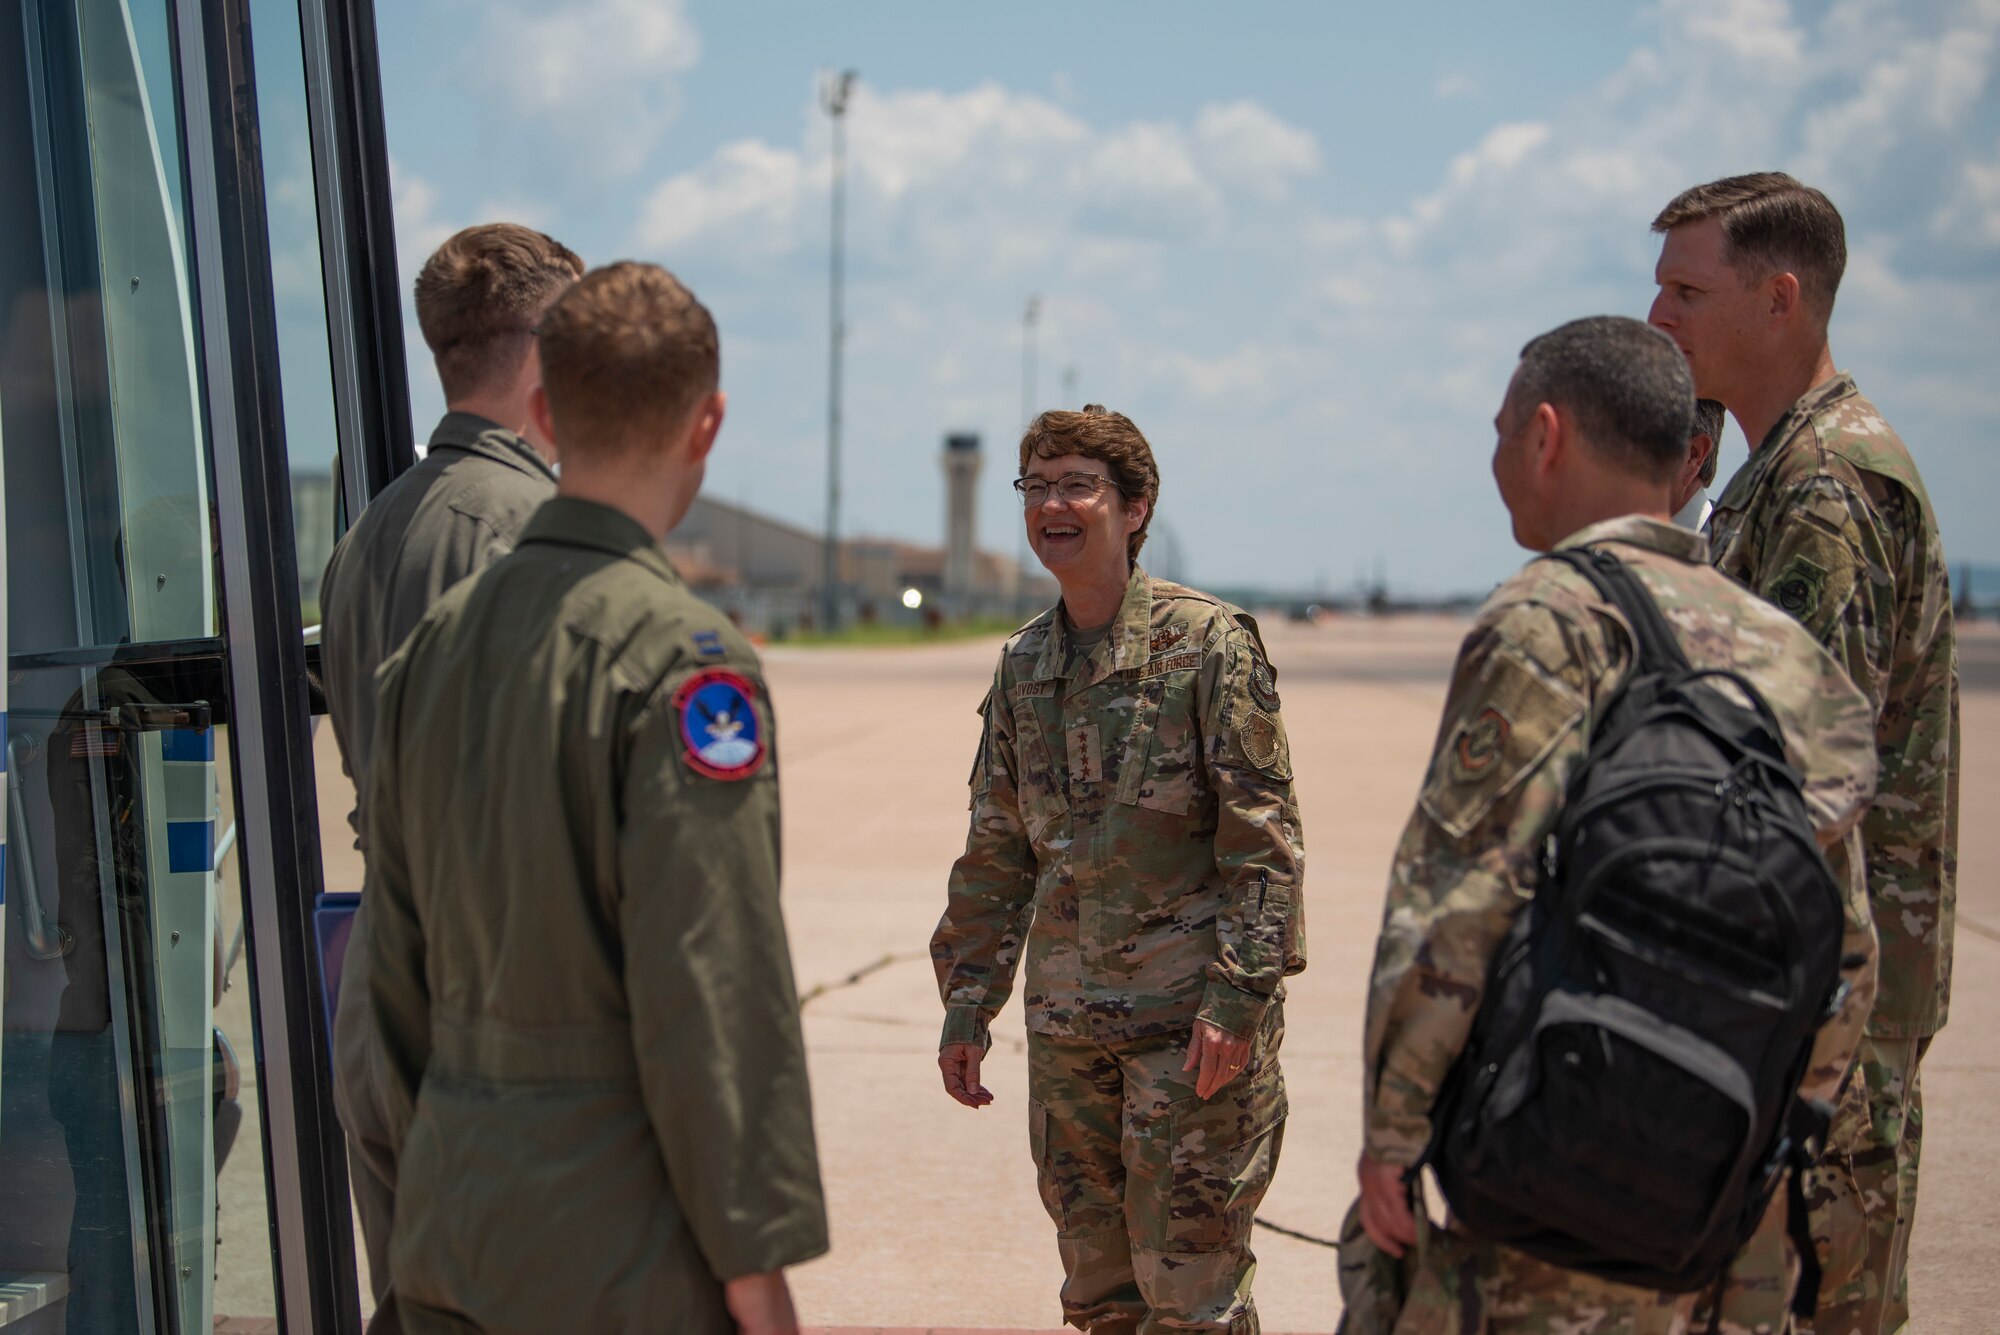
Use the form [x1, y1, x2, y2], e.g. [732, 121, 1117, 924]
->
[1253, 1215, 1340, 1248]
[798, 950, 927, 1011]
[1958, 914, 2000, 945]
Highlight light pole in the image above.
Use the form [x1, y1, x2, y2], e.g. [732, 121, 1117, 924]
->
[1016, 294, 1040, 602]
[821, 69, 856, 633]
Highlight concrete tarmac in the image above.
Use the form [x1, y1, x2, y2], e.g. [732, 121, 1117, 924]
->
[215, 614, 1999, 1332]
[768, 614, 2000, 1333]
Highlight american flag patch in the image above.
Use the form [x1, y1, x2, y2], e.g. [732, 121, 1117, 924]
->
[70, 725, 120, 758]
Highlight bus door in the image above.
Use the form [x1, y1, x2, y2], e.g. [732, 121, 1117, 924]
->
[1, 1, 226, 1329]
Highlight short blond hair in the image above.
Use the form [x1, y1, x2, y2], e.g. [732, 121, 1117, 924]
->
[1018, 405, 1159, 561]
[414, 223, 583, 399]
[537, 261, 720, 457]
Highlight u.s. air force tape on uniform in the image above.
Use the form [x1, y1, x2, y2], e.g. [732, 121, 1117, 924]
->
[1419, 642, 1585, 840]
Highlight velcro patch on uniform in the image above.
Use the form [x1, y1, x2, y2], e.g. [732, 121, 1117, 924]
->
[1010, 678, 1058, 700]
[1150, 620, 1189, 655]
[674, 668, 767, 781]
[1249, 656, 1281, 713]
[1126, 651, 1201, 681]
[1420, 644, 1585, 840]
[1067, 724, 1105, 784]
[1448, 707, 1511, 784]
[692, 629, 726, 659]
[1240, 709, 1285, 775]
[1766, 555, 1829, 622]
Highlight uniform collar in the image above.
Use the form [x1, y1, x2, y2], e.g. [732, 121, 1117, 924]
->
[427, 412, 557, 485]
[1714, 370, 1858, 514]
[1554, 514, 1708, 565]
[1671, 487, 1711, 531]
[515, 497, 684, 588]
[1035, 564, 1153, 686]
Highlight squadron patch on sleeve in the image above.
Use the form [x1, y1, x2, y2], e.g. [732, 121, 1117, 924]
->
[1248, 656, 1281, 713]
[674, 668, 767, 781]
[1448, 707, 1511, 785]
[1766, 555, 1829, 622]
[1240, 709, 1287, 777]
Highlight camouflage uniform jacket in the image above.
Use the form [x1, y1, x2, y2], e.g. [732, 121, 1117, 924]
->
[933, 564, 1306, 1050]
[1362, 516, 1880, 1167]
[1706, 372, 1959, 1039]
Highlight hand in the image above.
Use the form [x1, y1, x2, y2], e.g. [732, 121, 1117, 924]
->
[1182, 1019, 1252, 1100]
[1356, 1151, 1420, 1258]
[723, 1270, 798, 1335]
[938, 1042, 993, 1108]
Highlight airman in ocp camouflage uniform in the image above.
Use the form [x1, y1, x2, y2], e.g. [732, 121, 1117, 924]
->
[1349, 318, 1879, 1335]
[1652, 174, 1959, 1335]
[1700, 374, 1957, 1335]
[934, 406, 1304, 1334]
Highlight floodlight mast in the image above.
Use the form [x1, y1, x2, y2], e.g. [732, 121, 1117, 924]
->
[821, 69, 856, 633]
[1016, 293, 1040, 606]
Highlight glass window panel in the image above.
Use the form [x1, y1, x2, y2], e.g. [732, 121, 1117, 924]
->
[248, 0, 342, 627]
[0, 1, 276, 1329]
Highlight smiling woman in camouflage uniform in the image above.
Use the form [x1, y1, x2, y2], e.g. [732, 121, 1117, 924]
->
[932, 406, 1306, 1334]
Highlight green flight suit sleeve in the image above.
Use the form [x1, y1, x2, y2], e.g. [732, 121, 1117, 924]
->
[1754, 475, 1897, 719]
[932, 670, 1038, 1052]
[1195, 624, 1306, 1039]
[1360, 600, 1596, 1165]
[617, 662, 829, 1280]
[363, 639, 432, 1173]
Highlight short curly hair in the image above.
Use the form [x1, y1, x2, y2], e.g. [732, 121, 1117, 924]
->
[1017, 405, 1160, 562]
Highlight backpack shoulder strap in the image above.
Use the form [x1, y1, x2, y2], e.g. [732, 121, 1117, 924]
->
[1545, 546, 1692, 676]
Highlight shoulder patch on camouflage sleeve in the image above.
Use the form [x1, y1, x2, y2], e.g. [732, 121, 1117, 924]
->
[1420, 644, 1584, 840]
[1249, 654, 1281, 713]
[1766, 553, 1830, 622]
[1240, 708, 1291, 780]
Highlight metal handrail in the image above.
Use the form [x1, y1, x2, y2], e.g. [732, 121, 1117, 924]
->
[7, 733, 73, 959]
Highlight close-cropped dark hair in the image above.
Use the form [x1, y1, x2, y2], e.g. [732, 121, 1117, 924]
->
[1692, 398, 1725, 486]
[1653, 172, 1847, 320]
[1018, 404, 1160, 561]
[1512, 316, 1695, 485]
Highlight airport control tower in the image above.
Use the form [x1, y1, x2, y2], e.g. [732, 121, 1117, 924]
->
[942, 432, 981, 604]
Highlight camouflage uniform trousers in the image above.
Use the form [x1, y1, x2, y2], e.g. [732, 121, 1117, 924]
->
[1025, 1008, 1287, 1334]
[1804, 1035, 1927, 1335]
[1684, 1033, 1926, 1335]
[1367, 1213, 1712, 1334]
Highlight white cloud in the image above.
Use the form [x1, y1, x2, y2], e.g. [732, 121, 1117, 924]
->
[1669, 0, 1806, 65]
[1192, 101, 1322, 201]
[462, 0, 701, 180]
[634, 85, 1315, 268]
[1433, 71, 1482, 101]
[604, 5, 1999, 590]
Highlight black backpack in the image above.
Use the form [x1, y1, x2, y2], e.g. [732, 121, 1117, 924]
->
[1425, 547, 1849, 1310]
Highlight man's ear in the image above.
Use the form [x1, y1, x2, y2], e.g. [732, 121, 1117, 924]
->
[528, 383, 558, 448]
[1768, 270, 1803, 321]
[684, 389, 726, 466]
[1531, 401, 1564, 478]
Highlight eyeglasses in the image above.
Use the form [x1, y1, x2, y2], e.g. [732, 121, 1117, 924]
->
[1012, 472, 1117, 508]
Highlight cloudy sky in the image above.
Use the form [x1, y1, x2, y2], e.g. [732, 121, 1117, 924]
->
[346, 0, 1998, 595]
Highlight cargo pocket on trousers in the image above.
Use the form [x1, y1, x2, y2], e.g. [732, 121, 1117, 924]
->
[1157, 1063, 1288, 1253]
[1809, 1073, 1872, 1299]
[1028, 1098, 1068, 1228]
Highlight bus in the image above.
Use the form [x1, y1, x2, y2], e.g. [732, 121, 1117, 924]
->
[3, 0, 406, 1329]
